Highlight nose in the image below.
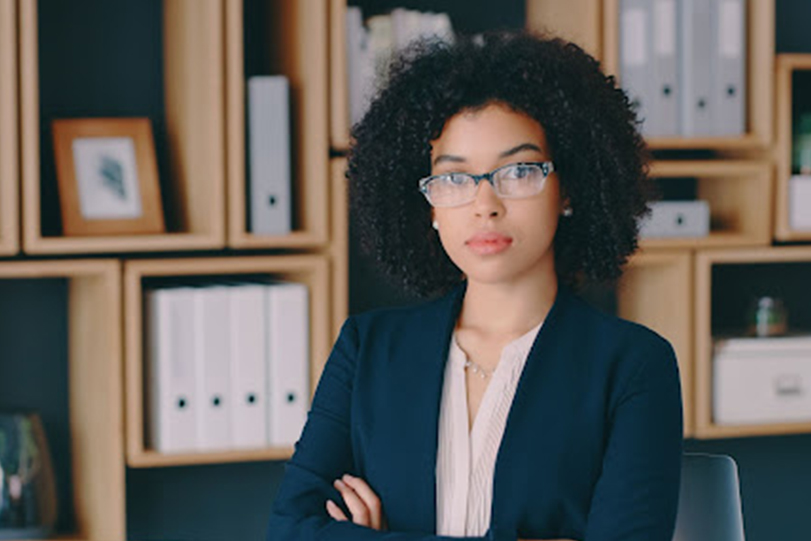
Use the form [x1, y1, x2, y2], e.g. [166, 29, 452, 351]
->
[472, 177, 504, 217]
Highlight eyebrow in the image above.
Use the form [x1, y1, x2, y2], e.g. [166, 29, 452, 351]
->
[432, 143, 544, 166]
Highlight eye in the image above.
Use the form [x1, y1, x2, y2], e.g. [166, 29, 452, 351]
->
[500, 164, 536, 181]
[439, 173, 468, 185]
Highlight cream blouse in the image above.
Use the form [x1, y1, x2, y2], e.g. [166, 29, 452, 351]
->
[435, 319, 545, 536]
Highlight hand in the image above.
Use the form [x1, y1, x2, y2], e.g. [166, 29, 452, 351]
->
[326, 474, 387, 530]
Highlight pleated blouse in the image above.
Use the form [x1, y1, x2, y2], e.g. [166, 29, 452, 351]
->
[435, 319, 545, 536]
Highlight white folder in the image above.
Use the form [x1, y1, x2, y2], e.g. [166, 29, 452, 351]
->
[247, 76, 292, 236]
[712, 0, 746, 136]
[620, 0, 655, 135]
[195, 285, 233, 451]
[145, 287, 198, 453]
[265, 282, 310, 447]
[229, 284, 268, 449]
[680, 0, 715, 136]
[651, 0, 679, 136]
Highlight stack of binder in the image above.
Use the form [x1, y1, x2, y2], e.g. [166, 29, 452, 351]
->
[619, 0, 746, 138]
[145, 280, 310, 454]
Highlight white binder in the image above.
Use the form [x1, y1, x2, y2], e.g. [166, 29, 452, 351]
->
[229, 284, 268, 449]
[651, 0, 679, 136]
[265, 282, 310, 447]
[680, 0, 714, 136]
[247, 76, 292, 236]
[145, 287, 198, 453]
[712, 0, 746, 136]
[195, 285, 233, 451]
[620, 0, 654, 135]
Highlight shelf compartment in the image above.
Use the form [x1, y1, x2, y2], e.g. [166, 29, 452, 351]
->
[774, 53, 811, 241]
[640, 160, 773, 249]
[123, 254, 331, 468]
[617, 249, 694, 437]
[225, 0, 329, 249]
[695, 246, 811, 439]
[0, 260, 124, 541]
[535, 0, 774, 150]
[0, 0, 18, 255]
[19, 0, 226, 254]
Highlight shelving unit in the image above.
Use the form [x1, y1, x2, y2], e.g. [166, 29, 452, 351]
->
[18, 0, 227, 255]
[774, 53, 811, 242]
[695, 246, 811, 439]
[0, 259, 124, 541]
[617, 249, 694, 437]
[603, 0, 775, 150]
[123, 254, 331, 469]
[225, 0, 330, 249]
[0, 0, 18, 255]
[641, 160, 773, 250]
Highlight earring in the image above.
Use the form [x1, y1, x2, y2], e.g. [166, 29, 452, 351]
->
[562, 207, 573, 217]
[432, 220, 440, 231]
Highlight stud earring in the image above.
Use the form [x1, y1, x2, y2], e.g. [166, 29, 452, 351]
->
[562, 207, 573, 217]
[432, 220, 439, 231]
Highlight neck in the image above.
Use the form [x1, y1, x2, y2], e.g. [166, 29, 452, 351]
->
[457, 268, 559, 338]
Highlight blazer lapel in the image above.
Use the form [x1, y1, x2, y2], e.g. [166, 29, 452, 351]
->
[392, 280, 467, 533]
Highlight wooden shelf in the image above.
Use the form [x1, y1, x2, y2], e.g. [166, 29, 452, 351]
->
[225, 0, 329, 249]
[618, 249, 694, 437]
[19, 0, 226, 255]
[128, 447, 295, 469]
[530, 0, 774, 150]
[0, 0, 18, 255]
[0, 260, 125, 541]
[123, 254, 331, 468]
[774, 53, 811, 242]
[329, 157, 350, 340]
[694, 245, 811, 439]
[640, 160, 773, 249]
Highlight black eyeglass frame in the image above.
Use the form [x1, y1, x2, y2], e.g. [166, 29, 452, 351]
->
[417, 161, 556, 208]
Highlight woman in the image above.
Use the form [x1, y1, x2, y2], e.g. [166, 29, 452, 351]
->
[266, 29, 683, 541]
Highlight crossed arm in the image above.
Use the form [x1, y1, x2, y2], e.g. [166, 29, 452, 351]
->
[266, 317, 683, 541]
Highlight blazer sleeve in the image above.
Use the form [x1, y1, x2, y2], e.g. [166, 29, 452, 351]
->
[266, 316, 507, 541]
[583, 332, 684, 541]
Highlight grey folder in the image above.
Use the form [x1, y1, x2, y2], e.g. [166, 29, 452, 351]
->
[713, 0, 746, 136]
[620, 0, 655, 135]
[650, 0, 679, 137]
[680, 0, 715, 136]
[247, 76, 292, 236]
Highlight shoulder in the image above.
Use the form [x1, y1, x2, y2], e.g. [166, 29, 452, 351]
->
[342, 290, 453, 342]
[561, 292, 680, 397]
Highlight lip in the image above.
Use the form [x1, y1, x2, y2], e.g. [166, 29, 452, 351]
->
[466, 232, 513, 255]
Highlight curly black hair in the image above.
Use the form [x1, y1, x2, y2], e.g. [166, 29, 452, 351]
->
[347, 29, 654, 299]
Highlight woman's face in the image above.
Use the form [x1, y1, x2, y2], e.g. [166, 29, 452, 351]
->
[429, 102, 567, 287]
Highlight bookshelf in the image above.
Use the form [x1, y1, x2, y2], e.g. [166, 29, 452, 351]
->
[528, 0, 775, 150]
[642, 160, 773, 250]
[774, 53, 811, 242]
[225, 0, 330, 249]
[18, 0, 227, 255]
[0, 260, 124, 541]
[123, 255, 331, 469]
[694, 246, 811, 439]
[617, 249, 694, 437]
[0, 0, 18, 256]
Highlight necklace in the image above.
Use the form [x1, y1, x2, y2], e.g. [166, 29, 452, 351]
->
[464, 357, 493, 379]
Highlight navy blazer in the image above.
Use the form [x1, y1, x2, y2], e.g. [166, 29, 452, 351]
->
[267, 280, 683, 541]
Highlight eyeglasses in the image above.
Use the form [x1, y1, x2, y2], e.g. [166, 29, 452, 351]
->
[418, 161, 555, 208]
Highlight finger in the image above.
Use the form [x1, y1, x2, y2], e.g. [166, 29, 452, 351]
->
[326, 499, 348, 521]
[334, 479, 371, 527]
[341, 475, 383, 530]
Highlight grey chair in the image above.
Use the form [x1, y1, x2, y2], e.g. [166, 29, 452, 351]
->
[672, 453, 746, 541]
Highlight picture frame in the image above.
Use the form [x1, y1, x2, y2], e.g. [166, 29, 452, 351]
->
[52, 118, 165, 236]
